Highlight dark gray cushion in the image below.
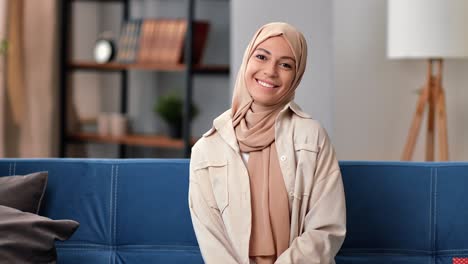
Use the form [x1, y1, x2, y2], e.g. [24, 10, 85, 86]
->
[0, 205, 79, 263]
[0, 172, 48, 214]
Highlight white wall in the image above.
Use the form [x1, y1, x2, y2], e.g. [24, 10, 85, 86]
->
[333, 0, 468, 161]
[231, 0, 335, 137]
[71, 2, 101, 121]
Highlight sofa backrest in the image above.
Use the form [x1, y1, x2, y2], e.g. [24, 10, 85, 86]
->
[337, 161, 468, 264]
[1, 159, 467, 264]
[0, 159, 203, 264]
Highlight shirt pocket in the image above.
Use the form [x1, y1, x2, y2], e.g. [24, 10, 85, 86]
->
[294, 142, 319, 193]
[293, 143, 319, 232]
[294, 143, 318, 153]
[193, 160, 229, 214]
[295, 143, 319, 165]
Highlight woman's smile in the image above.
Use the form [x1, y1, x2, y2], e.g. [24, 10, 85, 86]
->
[255, 78, 279, 89]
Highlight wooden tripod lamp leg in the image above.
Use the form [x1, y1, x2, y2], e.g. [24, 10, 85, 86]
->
[425, 60, 439, 161]
[401, 85, 429, 161]
[433, 59, 449, 161]
[437, 88, 449, 161]
[401, 59, 449, 161]
[426, 78, 436, 161]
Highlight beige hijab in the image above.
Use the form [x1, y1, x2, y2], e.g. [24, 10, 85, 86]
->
[231, 22, 307, 263]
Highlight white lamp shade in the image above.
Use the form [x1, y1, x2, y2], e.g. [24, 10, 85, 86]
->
[387, 0, 468, 59]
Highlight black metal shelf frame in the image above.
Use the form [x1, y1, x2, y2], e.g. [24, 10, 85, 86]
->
[58, 0, 207, 158]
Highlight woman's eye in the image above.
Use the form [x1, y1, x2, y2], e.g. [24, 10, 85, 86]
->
[255, 54, 266, 60]
[281, 63, 292, 69]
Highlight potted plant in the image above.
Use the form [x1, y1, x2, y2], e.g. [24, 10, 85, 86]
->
[154, 91, 199, 139]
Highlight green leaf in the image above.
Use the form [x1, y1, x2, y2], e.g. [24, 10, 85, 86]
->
[154, 91, 199, 125]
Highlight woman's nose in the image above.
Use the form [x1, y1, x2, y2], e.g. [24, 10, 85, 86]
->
[263, 62, 278, 77]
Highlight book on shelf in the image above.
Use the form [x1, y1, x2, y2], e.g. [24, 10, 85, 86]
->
[137, 18, 210, 65]
[149, 19, 162, 63]
[181, 20, 210, 64]
[137, 20, 151, 63]
[160, 19, 172, 63]
[116, 20, 142, 63]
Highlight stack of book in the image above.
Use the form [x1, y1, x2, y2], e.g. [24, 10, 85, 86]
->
[116, 19, 210, 65]
[116, 20, 142, 63]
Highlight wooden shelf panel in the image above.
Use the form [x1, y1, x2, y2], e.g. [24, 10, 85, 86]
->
[68, 132, 197, 149]
[71, 0, 124, 2]
[69, 61, 229, 74]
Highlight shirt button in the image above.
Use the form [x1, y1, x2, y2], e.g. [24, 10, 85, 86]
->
[280, 155, 287, 161]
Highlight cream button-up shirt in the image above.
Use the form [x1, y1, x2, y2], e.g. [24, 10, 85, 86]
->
[189, 102, 346, 264]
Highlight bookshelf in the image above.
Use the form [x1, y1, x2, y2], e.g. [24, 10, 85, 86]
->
[68, 132, 197, 149]
[59, 0, 229, 158]
[69, 61, 229, 73]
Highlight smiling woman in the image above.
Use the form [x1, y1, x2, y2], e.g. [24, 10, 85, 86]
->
[245, 36, 296, 106]
[188, 22, 346, 264]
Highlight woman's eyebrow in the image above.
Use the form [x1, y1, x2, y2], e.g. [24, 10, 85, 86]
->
[256, 48, 271, 55]
[256, 48, 295, 61]
[281, 56, 296, 62]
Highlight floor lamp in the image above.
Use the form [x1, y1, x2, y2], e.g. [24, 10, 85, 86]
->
[387, 0, 468, 161]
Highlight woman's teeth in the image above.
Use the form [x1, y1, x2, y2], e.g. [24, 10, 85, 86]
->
[257, 79, 276, 88]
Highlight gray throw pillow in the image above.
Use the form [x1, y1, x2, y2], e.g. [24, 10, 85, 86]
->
[0, 205, 79, 264]
[0, 172, 48, 214]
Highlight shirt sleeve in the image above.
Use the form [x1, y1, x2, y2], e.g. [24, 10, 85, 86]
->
[188, 148, 242, 264]
[275, 126, 347, 264]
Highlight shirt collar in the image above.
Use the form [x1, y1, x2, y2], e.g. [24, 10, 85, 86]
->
[285, 101, 312, 119]
[206, 101, 311, 151]
[210, 109, 240, 152]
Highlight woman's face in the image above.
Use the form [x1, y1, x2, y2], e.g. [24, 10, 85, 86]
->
[245, 36, 296, 107]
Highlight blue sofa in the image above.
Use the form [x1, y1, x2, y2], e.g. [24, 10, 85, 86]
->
[1, 159, 467, 263]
